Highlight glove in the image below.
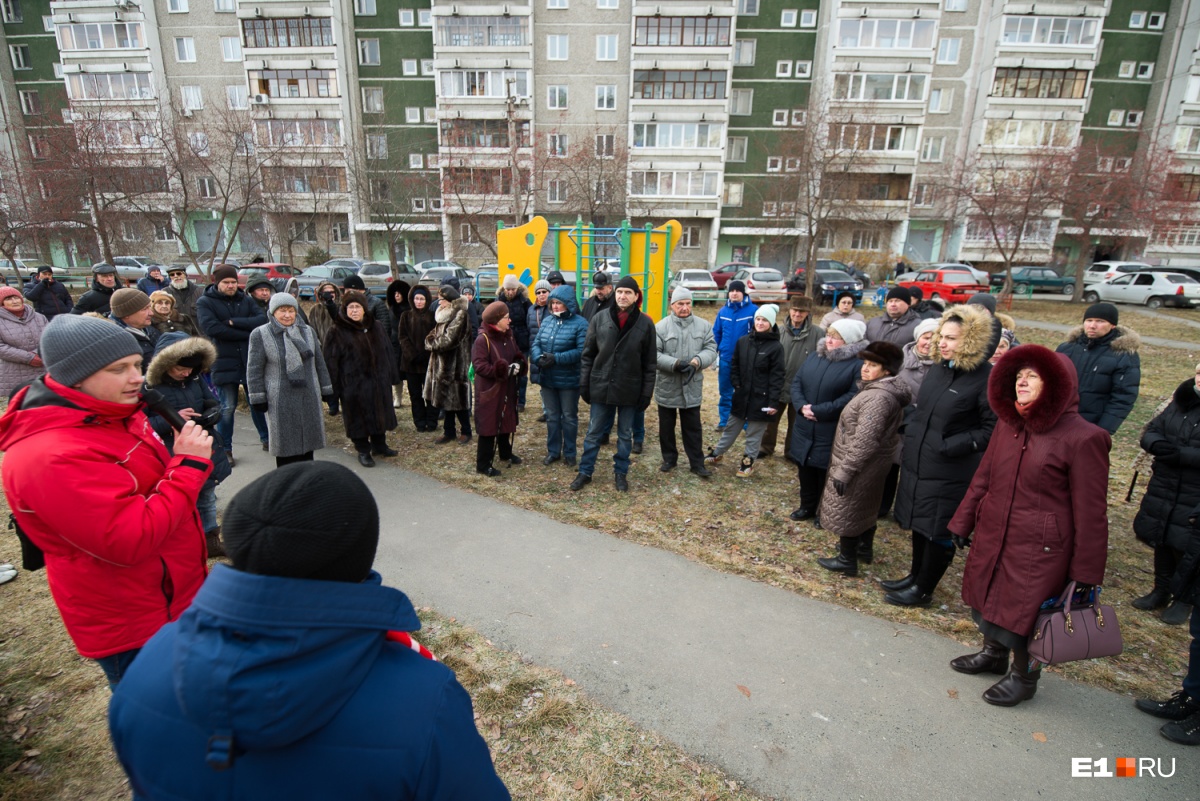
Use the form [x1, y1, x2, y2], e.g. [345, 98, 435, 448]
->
[673, 359, 690, 373]
[680, 365, 697, 383]
[832, 478, 846, 496]
[1149, 441, 1180, 461]
[29, 356, 43, 367]
[537, 353, 555, 368]
[508, 362, 521, 376]
[639, 396, 652, 412]
[951, 534, 971, 550]
[250, 402, 268, 414]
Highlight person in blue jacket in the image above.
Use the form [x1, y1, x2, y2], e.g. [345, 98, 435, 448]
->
[530, 285, 588, 466]
[108, 461, 510, 801]
[711, 279, 756, 429]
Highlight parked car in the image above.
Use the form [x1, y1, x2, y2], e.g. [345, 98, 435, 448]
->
[925, 261, 991, 285]
[0, 258, 64, 279]
[321, 258, 366, 270]
[793, 260, 873, 288]
[728, 267, 787, 303]
[1141, 265, 1200, 284]
[989, 266, 1075, 295]
[711, 261, 754, 289]
[356, 261, 417, 296]
[414, 259, 467, 274]
[900, 268, 991, 304]
[812, 270, 864, 306]
[111, 256, 168, 283]
[1083, 271, 1200, 309]
[294, 264, 361, 298]
[668, 269, 721, 302]
[1082, 260, 1152, 285]
[417, 265, 473, 290]
[238, 263, 298, 284]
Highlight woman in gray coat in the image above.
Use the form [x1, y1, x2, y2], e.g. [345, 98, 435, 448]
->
[247, 294, 333, 467]
[0, 286, 48, 398]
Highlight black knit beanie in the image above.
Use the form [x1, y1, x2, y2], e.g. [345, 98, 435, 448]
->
[221, 462, 379, 583]
[616, 275, 640, 293]
[1084, 302, 1118, 326]
[885, 286, 911, 305]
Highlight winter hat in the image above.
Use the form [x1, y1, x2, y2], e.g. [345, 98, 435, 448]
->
[828, 318, 867, 344]
[40, 313, 141, 387]
[0, 286, 23, 302]
[221, 462, 379, 584]
[410, 285, 431, 306]
[999, 328, 1015, 345]
[913, 318, 940, 341]
[461, 283, 476, 297]
[967, 293, 997, 314]
[441, 275, 461, 293]
[244, 275, 273, 294]
[592, 270, 611, 287]
[546, 270, 565, 286]
[859, 340, 904, 376]
[755, 304, 778, 326]
[501, 274, 521, 291]
[907, 286, 924, 301]
[671, 285, 693, 305]
[482, 300, 509, 326]
[342, 275, 366, 291]
[149, 290, 175, 308]
[885, 286, 911, 305]
[110, 288, 151, 319]
[268, 293, 298, 315]
[616, 275, 641, 294]
[439, 283, 460, 302]
[534, 279, 552, 294]
[211, 264, 238, 284]
[790, 295, 813, 312]
[91, 263, 116, 275]
[728, 279, 747, 295]
[1084, 302, 1119, 326]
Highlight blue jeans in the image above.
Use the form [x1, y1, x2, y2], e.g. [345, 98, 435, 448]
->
[217, 382, 269, 450]
[542, 386, 580, 459]
[95, 647, 141, 690]
[717, 359, 733, 427]
[517, 374, 528, 406]
[602, 407, 645, 443]
[579, 403, 635, 476]
[197, 482, 217, 533]
[1184, 604, 1199, 701]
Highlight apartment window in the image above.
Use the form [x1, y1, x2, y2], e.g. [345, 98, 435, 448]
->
[548, 0, 567, 7]
[332, 220, 350, 243]
[198, 177, 217, 199]
[598, 0, 617, 7]
[1148, 12, 1165, 29]
[1137, 63, 1154, 79]
[945, 0, 967, 9]
[169, 0, 188, 11]
[421, 59, 434, 75]
[242, 18, 333, 48]
[367, 133, 388, 159]
[424, 107, 436, 122]
[772, 109, 788, 126]
[800, 9, 816, 27]
[851, 229, 881, 250]
[358, 39, 380, 66]
[1129, 11, 1146, 28]
[419, 9, 432, 25]
[189, 132, 210, 157]
[181, 85, 203, 110]
[833, 123, 912, 151]
[173, 37, 195, 62]
[405, 107, 421, 123]
[1002, 16, 1098, 46]
[235, 132, 254, 155]
[221, 37, 241, 62]
[1118, 61, 1136, 78]
[18, 90, 39, 115]
[912, 183, 935, 207]
[118, 221, 136, 242]
[595, 134, 614, 157]
[363, 87, 384, 112]
[632, 122, 723, 148]
[154, 220, 174, 241]
[937, 38, 961, 64]
[766, 156, 782, 172]
[411, 198, 426, 212]
[9, 44, 30, 70]
[833, 73, 926, 101]
[634, 18, 733, 47]
[1115, 157, 1132, 171]
[920, 135, 945, 162]
[928, 87, 950, 113]
[409, 154, 423, 168]
[730, 88, 753, 115]
[548, 179, 567, 203]
[795, 61, 812, 78]
[781, 9, 797, 27]
[737, 0, 758, 14]
[402, 59, 417, 76]
[27, 135, 48, 159]
[722, 181, 743, 206]
[596, 84, 616, 109]
[399, 9, 414, 25]
[596, 34, 617, 60]
[1107, 109, 1125, 126]
[547, 85, 568, 109]
[547, 34, 568, 60]
[460, 224, 478, 244]
[430, 198, 443, 212]
[727, 136, 748, 162]
[733, 40, 756, 66]
[983, 119, 1075, 147]
[791, 109, 807, 125]
[1126, 110, 1143, 127]
[548, 133, 568, 157]
[838, 20, 936, 49]
[355, 0, 376, 15]
[631, 170, 720, 197]
[368, 179, 389, 201]
[775, 61, 792, 78]
[290, 221, 316, 243]
[991, 68, 1088, 99]
[634, 69, 727, 100]
[41, 15, 52, 30]
[214, 0, 235, 11]
[226, 85, 248, 109]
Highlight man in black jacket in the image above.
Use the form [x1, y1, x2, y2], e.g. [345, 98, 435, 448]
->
[581, 271, 614, 321]
[1055, 302, 1141, 435]
[571, 276, 656, 493]
[71, 263, 118, 315]
[24, 266, 72, 319]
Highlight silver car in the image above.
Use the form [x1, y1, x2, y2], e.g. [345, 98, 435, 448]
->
[731, 267, 787, 303]
[1083, 271, 1200, 309]
[668, 269, 721, 303]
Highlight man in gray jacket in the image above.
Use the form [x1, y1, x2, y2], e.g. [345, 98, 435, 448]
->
[655, 287, 718, 477]
[761, 295, 823, 461]
[865, 287, 920, 346]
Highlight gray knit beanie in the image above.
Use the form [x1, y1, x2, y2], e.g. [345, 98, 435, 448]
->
[268, 293, 298, 315]
[40, 314, 141, 387]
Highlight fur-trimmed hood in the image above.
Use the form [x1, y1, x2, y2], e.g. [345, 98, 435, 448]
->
[385, 279, 412, 317]
[434, 295, 468, 324]
[817, 337, 871, 361]
[407, 283, 432, 310]
[930, 303, 999, 372]
[996, 311, 1016, 331]
[334, 291, 376, 329]
[1063, 324, 1141, 355]
[145, 334, 216, 388]
[988, 344, 1078, 433]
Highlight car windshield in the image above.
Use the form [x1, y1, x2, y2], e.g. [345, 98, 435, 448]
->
[818, 271, 853, 282]
[1169, 275, 1199, 284]
[943, 273, 974, 283]
[682, 272, 710, 281]
[753, 270, 783, 281]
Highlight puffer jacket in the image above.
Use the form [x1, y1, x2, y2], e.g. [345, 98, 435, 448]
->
[654, 310, 717, 409]
[0, 305, 48, 397]
[0, 377, 212, 658]
[498, 288, 533, 352]
[530, 286, 588, 390]
[580, 303, 656, 408]
[787, 337, 869, 469]
[894, 303, 999, 541]
[729, 325, 785, 422]
[712, 297, 756, 362]
[865, 307, 921, 347]
[526, 301, 551, 384]
[71, 278, 116, 315]
[1172, 502, 1200, 605]
[1134, 377, 1200, 558]
[23, 278, 72, 319]
[194, 284, 266, 385]
[1055, 324, 1141, 434]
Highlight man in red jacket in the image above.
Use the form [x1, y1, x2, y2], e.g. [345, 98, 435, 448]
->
[0, 314, 213, 687]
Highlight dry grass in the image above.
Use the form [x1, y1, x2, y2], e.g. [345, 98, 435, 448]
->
[1001, 298, 1200, 341]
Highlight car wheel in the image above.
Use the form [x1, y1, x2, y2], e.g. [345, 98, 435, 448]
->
[1146, 296, 1164, 310]
[1061, 284, 1074, 295]
[1014, 283, 1029, 294]
[1083, 291, 1100, 303]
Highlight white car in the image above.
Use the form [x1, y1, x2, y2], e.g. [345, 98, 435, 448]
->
[1083, 271, 1200, 309]
[730, 267, 787, 303]
[668, 269, 721, 302]
[1081, 261, 1152, 285]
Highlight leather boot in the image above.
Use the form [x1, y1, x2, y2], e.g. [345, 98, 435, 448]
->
[205, 527, 226, 559]
[881, 531, 925, 591]
[857, 527, 875, 564]
[983, 644, 1040, 707]
[950, 637, 1010, 675]
[817, 536, 859, 577]
[1162, 601, 1193, 626]
[1133, 545, 1175, 610]
[885, 538, 952, 606]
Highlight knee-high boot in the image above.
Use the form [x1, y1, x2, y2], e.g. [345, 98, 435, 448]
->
[857, 526, 875, 564]
[880, 531, 926, 592]
[1132, 545, 1175, 610]
[817, 536, 860, 577]
[983, 642, 1040, 707]
[950, 637, 1010, 675]
[884, 541, 953, 607]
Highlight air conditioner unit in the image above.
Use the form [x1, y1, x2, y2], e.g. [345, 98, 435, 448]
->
[252, 94, 270, 104]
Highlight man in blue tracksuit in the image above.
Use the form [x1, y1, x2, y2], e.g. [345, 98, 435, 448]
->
[711, 279, 756, 429]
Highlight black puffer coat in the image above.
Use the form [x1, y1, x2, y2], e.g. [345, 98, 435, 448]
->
[1055, 324, 1141, 434]
[1134, 377, 1200, 559]
[1173, 502, 1200, 605]
[580, 304, 656, 408]
[70, 278, 115, 316]
[322, 294, 398, 440]
[385, 279, 412, 377]
[499, 288, 533, 353]
[730, 326, 785, 422]
[194, 284, 266, 385]
[787, 337, 869, 469]
[894, 303, 999, 541]
[24, 279, 72, 319]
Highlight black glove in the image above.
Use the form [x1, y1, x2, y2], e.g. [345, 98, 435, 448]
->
[832, 478, 846, 496]
[250, 402, 268, 414]
[951, 534, 971, 550]
[673, 359, 690, 373]
[639, 396, 652, 412]
[537, 353, 555, 368]
[680, 365, 697, 383]
[1149, 441, 1181, 462]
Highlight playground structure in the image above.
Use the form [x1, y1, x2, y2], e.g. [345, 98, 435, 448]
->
[496, 217, 682, 322]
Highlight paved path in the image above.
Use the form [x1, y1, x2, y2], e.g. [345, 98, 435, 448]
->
[1011, 317, 1198, 351]
[220, 429, 1196, 800]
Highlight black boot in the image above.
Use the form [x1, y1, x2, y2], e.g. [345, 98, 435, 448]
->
[1134, 545, 1175, 610]
[857, 527, 875, 564]
[1133, 588, 1171, 610]
[950, 638, 1010, 675]
[204, 527, 225, 559]
[1162, 601, 1194, 626]
[983, 644, 1040, 707]
[817, 537, 859, 577]
[881, 531, 925, 591]
[885, 540, 953, 607]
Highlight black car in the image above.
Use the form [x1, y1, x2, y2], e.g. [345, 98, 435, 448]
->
[811, 270, 864, 305]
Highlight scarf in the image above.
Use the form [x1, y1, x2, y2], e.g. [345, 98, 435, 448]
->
[271, 317, 312, 386]
[1015, 399, 1036, 418]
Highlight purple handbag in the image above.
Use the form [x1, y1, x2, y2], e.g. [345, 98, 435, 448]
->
[1028, 581, 1123, 665]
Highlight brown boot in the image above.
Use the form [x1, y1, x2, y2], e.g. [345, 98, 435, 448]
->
[205, 527, 226, 559]
[950, 638, 1010, 675]
[983, 645, 1040, 707]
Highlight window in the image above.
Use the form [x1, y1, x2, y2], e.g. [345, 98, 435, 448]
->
[408, 154, 423, 168]
[1107, 109, 1125, 126]
[289, 221, 316, 242]
[221, 37, 241, 62]
[766, 156, 782, 172]
[411, 198, 426, 212]
[727, 136, 748, 161]
[189, 132, 210, 157]
[737, 0, 758, 14]
[548, 0, 567, 7]
[547, 34, 568, 60]
[421, 59, 434, 75]
[198, 177, 217, 199]
[929, 87, 951, 113]
[991, 68, 1088, 99]
[430, 198, 443, 212]
[758, 201, 775, 217]
[399, 9, 414, 25]
[837, 19, 937, 49]
[791, 109, 807, 125]
[363, 87, 384, 112]
[42, 15, 52, 30]
[677, 226, 700, 248]
[547, 85, 568, 109]
[1137, 63, 1154, 79]
[402, 59, 417, 75]
[175, 37, 196, 62]
[937, 38, 961, 64]
[169, 0, 188, 11]
[833, 73, 926, 101]
[800, 9, 816, 27]
[730, 88, 753, 115]
[795, 61, 812, 78]
[634, 69, 728, 99]
[424, 107, 436, 122]
[332, 221, 350, 243]
[355, 0, 376, 15]
[733, 40, 756, 66]
[851, 229, 882, 250]
[596, 84, 616, 109]
[419, 9, 432, 25]
[945, 0, 967, 10]
[460, 224, 478, 244]
[18, 90, 39, 115]
[723, 181, 743, 206]
[1148, 12, 1165, 29]
[1118, 61, 1136, 78]
[1129, 11, 1146, 28]
[781, 9, 797, 27]
[595, 134, 614, 157]
[214, 0, 235, 11]
[920, 135, 945, 162]
[235, 132, 254, 155]
[596, 34, 617, 60]
[155, 220, 174, 241]
[598, 0, 617, 6]
[228, 85, 249, 108]
[1001, 16, 1098, 46]
[548, 133, 568, 156]
[405, 107, 420, 123]
[832, 123, 914, 151]
[358, 39, 380, 66]
[9, 44, 30, 70]
[632, 122, 723, 148]
[548, 179, 567, 203]
[631, 170, 720, 197]
[181, 85, 203, 110]
[1126, 110, 1143, 127]
[772, 109, 788, 126]
[367, 133, 388, 159]
[119, 220, 137, 242]
[982, 119, 1076, 147]
[912, 183, 935, 207]
[248, 69, 338, 99]
[242, 18, 333, 48]
[370, 179, 390, 201]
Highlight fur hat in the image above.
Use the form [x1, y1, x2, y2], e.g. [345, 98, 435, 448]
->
[40, 314, 141, 387]
[501, 274, 521, 291]
[885, 286, 911, 305]
[728, 279, 747, 295]
[149, 290, 175, 308]
[789, 295, 813, 312]
[671, 285, 693, 305]
[859, 340, 904, 376]
[1084, 302, 1118, 326]
[483, 300, 509, 326]
[110, 288, 151, 319]
[967, 293, 997, 314]
[211, 265, 238, 284]
[828, 318, 867, 344]
[755, 304, 778, 326]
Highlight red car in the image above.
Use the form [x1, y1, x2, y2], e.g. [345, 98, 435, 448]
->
[711, 262, 755, 289]
[899, 269, 990, 304]
[238, 263, 297, 283]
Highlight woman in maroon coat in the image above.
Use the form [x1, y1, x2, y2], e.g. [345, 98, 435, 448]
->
[472, 301, 527, 476]
[948, 344, 1111, 708]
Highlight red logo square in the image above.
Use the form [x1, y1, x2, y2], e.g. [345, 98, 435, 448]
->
[1116, 758, 1136, 778]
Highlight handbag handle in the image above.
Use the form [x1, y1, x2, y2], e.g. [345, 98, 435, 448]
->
[1052, 580, 1110, 634]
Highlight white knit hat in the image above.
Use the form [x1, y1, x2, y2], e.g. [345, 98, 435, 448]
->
[828, 318, 867, 344]
[913, 318, 940, 341]
[754, 304, 778, 326]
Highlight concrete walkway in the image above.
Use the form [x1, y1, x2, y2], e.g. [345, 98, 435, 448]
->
[1011, 317, 1198, 351]
[220, 430, 1196, 800]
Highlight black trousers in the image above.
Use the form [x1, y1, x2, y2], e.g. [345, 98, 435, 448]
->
[878, 463, 901, 516]
[442, 408, 471, 438]
[406, 374, 438, 430]
[352, 433, 390, 454]
[276, 451, 314, 468]
[477, 433, 513, 471]
[797, 464, 827, 510]
[658, 405, 704, 468]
